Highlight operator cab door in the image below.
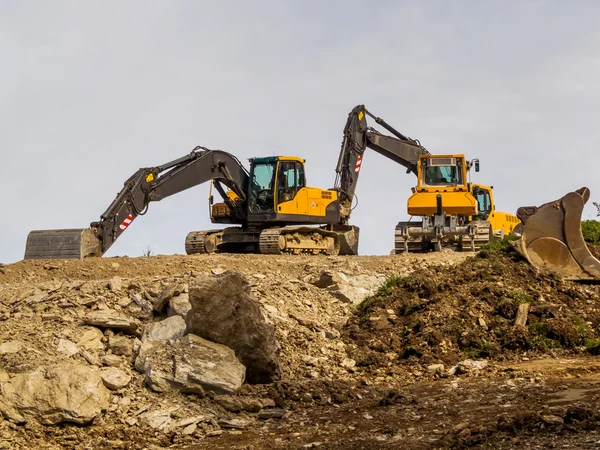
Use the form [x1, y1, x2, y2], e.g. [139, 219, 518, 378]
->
[249, 160, 277, 214]
[276, 161, 307, 215]
[473, 187, 492, 220]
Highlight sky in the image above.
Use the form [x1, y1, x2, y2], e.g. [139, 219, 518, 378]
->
[1, 0, 600, 263]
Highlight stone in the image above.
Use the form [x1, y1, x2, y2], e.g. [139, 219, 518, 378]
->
[77, 328, 105, 352]
[0, 364, 110, 425]
[143, 316, 187, 341]
[57, 339, 79, 356]
[167, 293, 192, 319]
[324, 329, 340, 340]
[134, 334, 245, 395]
[102, 355, 123, 367]
[108, 335, 133, 357]
[108, 277, 122, 292]
[258, 408, 286, 420]
[100, 367, 131, 390]
[427, 364, 445, 375]
[542, 415, 564, 426]
[144, 408, 178, 430]
[153, 283, 186, 312]
[83, 309, 141, 336]
[311, 271, 338, 289]
[514, 303, 530, 328]
[182, 423, 197, 435]
[81, 350, 100, 366]
[187, 271, 281, 383]
[0, 340, 25, 354]
[218, 417, 251, 429]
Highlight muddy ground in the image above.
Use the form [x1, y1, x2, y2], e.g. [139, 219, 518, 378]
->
[1, 248, 600, 449]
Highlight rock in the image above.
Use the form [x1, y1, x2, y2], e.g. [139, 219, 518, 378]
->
[258, 408, 286, 420]
[143, 316, 187, 342]
[324, 329, 340, 340]
[144, 408, 178, 430]
[57, 339, 79, 356]
[83, 309, 141, 336]
[218, 417, 251, 429]
[0, 364, 110, 425]
[100, 367, 131, 390]
[187, 271, 281, 383]
[0, 370, 10, 382]
[542, 415, 564, 426]
[214, 395, 243, 412]
[427, 364, 445, 375]
[102, 355, 123, 367]
[108, 335, 133, 357]
[341, 359, 356, 369]
[168, 293, 192, 319]
[311, 271, 338, 289]
[108, 277, 122, 292]
[77, 328, 105, 352]
[81, 350, 100, 366]
[448, 359, 488, 376]
[153, 283, 186, 312]
[0, 340, 25, 354]
[182, 423, 197, 435]
[135, 334, 245, 395]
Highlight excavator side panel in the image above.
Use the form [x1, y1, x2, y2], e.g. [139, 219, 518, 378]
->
[515, 187, 600, 280]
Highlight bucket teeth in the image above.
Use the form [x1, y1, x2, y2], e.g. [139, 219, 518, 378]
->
[515, 187, 600, 280]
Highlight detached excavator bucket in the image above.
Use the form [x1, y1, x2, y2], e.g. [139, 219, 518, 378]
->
[514, 187, 600, 280]
[24, 228, 102, 260]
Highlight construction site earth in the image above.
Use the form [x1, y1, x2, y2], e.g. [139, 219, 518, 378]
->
[2, 241, 600, 449]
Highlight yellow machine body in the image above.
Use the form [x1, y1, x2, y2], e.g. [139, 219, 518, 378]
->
[399, 154, 520, 248]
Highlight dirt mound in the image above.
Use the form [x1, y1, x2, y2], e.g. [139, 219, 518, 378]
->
[343, 246, 600, 374]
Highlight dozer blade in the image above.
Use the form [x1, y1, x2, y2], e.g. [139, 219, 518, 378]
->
[24, 228, 102, 260]
[515, 187, 600, 281]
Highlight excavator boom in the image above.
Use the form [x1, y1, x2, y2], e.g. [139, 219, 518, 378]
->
[25, 147, 249, 260]
[514, 187, 600, 280]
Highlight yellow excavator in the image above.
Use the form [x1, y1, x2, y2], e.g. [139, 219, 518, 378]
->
[340, 105, 520, 252]
[514, 187, 600, 281]
[24, 149, 361, 259]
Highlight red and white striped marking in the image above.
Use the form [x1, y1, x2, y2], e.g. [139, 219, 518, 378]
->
[119, 214, 134, 231]
[355, 155, 362, 173]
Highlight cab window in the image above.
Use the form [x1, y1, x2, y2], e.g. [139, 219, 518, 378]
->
[475, 189, 491, 219]
[278, 161, 304, 204]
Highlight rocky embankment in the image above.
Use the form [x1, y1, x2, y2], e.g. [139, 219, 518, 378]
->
[0, 253, 465, 449]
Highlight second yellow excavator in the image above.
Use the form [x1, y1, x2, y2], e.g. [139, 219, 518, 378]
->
[339, 105, 520, 252]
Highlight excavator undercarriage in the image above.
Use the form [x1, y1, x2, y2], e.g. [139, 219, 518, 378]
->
[514, 187, 600, 281]
[184, 225, 359, 256]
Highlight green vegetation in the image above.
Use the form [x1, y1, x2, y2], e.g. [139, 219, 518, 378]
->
[585, 338, 600, 355]
[582, 220, 600, 245]
[376, 275, 404, 297]
[480, 235, 520, 252]
[463, 339, 493, 358]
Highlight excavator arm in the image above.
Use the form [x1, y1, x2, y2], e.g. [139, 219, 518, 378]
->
[24, 146, 250, 259]
[334, 104, 429, 223]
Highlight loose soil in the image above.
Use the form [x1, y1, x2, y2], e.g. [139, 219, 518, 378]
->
[1, 248, 600, 449]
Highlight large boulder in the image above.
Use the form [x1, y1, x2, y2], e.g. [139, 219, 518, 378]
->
[0, 364, 110, 425]
[134, 334, 245, 395]
[186, 271, 281, 383]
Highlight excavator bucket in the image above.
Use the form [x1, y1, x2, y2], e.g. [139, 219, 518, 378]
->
[514, 187, 600, 280]
[24, 228, 102, 260]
